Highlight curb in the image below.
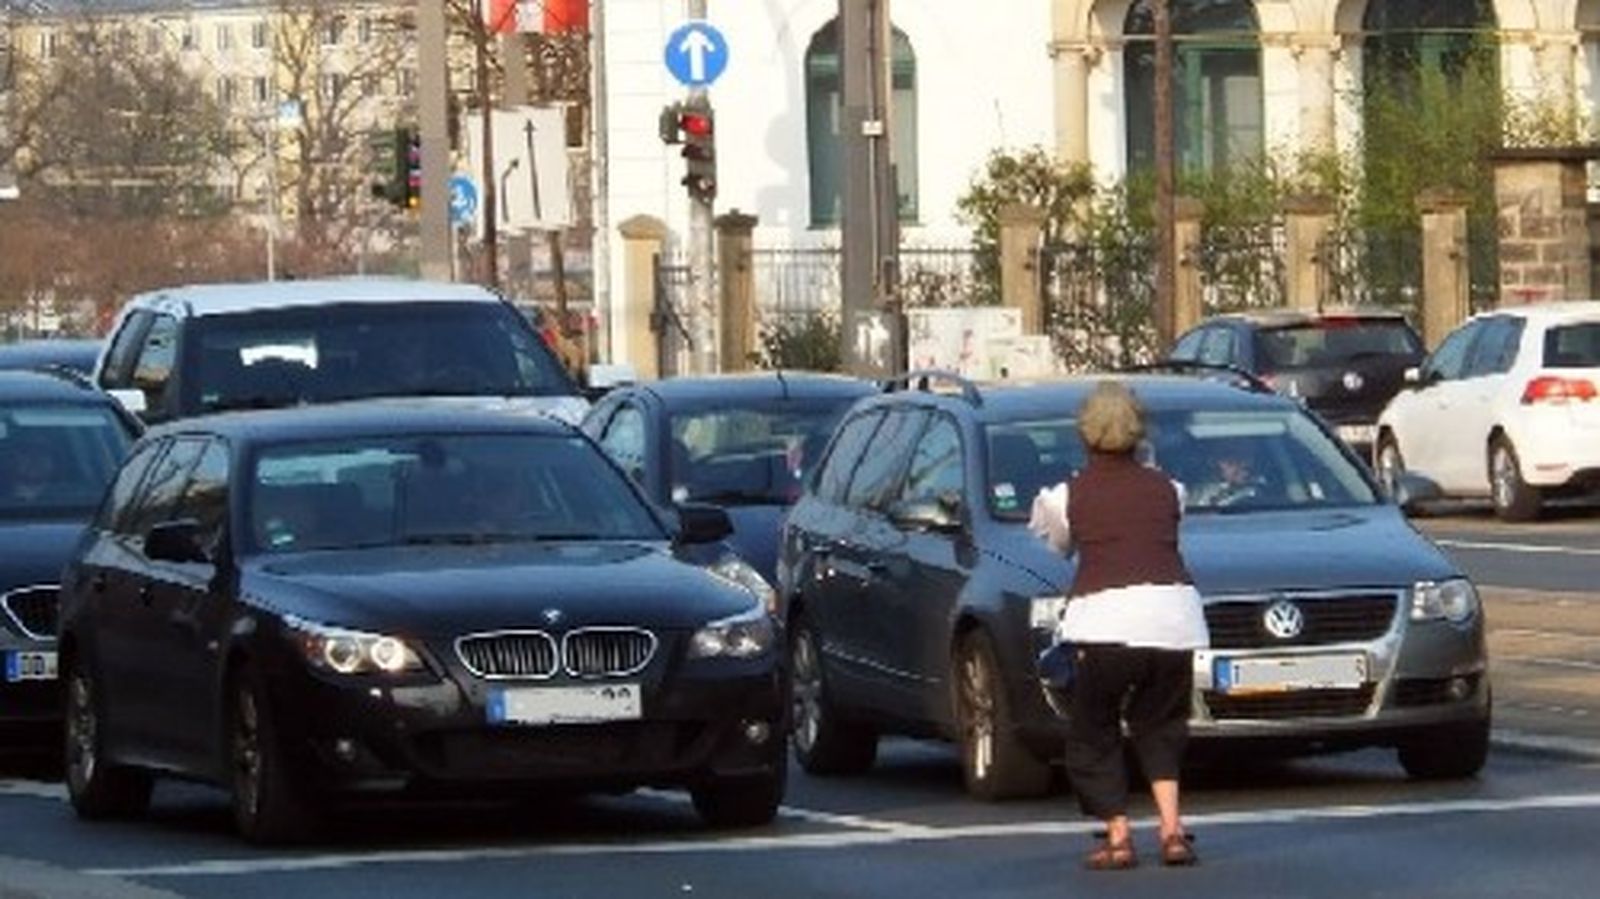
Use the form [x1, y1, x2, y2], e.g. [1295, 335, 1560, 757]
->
[1491, 729, 1600, 763]
[0, 855, 185, 899]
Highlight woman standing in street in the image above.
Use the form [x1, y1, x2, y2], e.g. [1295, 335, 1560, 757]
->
[1036, 381, 1210, 870]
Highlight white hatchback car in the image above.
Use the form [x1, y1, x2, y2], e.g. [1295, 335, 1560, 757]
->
[1375, 302, 1600, 521]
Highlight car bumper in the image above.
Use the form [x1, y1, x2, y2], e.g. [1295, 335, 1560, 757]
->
[1507, 412, 1600, 489]
[262, 654, 786, 795]
[0, 641, 59, 730]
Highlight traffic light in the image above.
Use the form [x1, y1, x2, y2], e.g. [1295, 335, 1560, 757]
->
[370, 127, 420, 209]
[404, 128, 421, 209]
[659, 101, 715, 203]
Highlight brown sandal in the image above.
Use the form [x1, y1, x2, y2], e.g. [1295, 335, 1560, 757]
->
[1160, 833, 1198, 867]
[1084, 838, 1138, 871]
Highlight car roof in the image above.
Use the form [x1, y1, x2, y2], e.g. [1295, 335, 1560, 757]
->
[1206, 306, 1413, 329]
[141, 399, 577, 447]
[859, 374, 1297, 423]
[1476, 300, 1600, 326]
[0, 338, 103, 371]
[637, 372, 878, 406]
[119, 278, 505, 319]
[0, 368, 119, 404]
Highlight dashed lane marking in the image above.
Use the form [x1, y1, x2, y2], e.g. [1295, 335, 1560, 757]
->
[79, 791, 1600, 879]
[1435, 538, 1600, 558]
[1500, 655, 1600, 673]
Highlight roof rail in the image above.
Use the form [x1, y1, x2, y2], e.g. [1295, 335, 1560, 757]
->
[1117, 361, 1276, 395]
[881, 369, 984, 406]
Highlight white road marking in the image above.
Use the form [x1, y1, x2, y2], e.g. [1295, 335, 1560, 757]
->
[1496, 628, 1600, 641]
[1436, 538, 1600, 558]
[636, 788, 926, 835]
[82, 791, 1600, 879]
[1501, 655, 1600, 673]
[0, 781, 66, 801]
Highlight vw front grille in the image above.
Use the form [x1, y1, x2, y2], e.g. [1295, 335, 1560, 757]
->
[564, 628, 656, 677]
[1, 586, 58, 641]
[1204, 592, 1400, 650]
[1203, 684, 1377, 721]
[456, 631, 559, 679]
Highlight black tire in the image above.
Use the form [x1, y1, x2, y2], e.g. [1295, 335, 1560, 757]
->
[953, 630, 1053, 801]
[1399, 715, 1490, 781]
[63, 657, 153, 820]
[788, 612, 877, 776]
[1490, 437, 1543, 522]
[691, 763, 786, 829]
[229, 667, 319, 844]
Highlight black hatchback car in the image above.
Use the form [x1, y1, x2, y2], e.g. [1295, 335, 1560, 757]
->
[1, 370, 139, 746]
[778, 374, 1487, 801]
[1169, 308, 1425, 458]
[57, 403, 785, 842]
[582, 372, 877, 584]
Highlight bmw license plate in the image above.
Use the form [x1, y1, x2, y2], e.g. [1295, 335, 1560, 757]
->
[487, 684, 642, 726]
[1335, 424, 1377, 446]
[1213, 653, 1367, 695]
[4, 651, 57, 683]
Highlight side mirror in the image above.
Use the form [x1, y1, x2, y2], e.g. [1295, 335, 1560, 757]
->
[676, 503, 733, 545]
[889, 495, 963, 533]
[145, 519, 209, 564]
[1392, 473, 1441, 514]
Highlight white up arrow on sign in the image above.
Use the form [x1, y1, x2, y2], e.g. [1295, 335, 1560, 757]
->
[679, 29, 716, 83]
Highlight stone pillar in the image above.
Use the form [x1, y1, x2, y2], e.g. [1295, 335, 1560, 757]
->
[1492, 148, 1600, 307]
[1051, 43, 1091, 165]
[998, 205, 1047, 335]
[1536, 36, 1577, 99]
[1418, 190, 1470, 350]
[1284, 194, 1337, 312]
[1297, 42, 1337, 153]
[618, 214, 668, 380]
[1173, 197, 1205, 340]
[715, 210, 758, 373]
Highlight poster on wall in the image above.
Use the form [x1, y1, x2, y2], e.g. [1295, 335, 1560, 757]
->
[907, 308, 1023, 378]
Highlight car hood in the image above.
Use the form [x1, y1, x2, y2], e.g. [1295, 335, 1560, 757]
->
[988, 506, 1458, 597]
[721, 505, 787, 586]
[241, 541, 758, 636]
[0, 520, 85, 591]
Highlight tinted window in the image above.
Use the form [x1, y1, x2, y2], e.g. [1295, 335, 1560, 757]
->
[131, 313, 179, 398]
[1422, 320, 1481, 382]
[95, 439, 164, 531]
[176, 440, 230, 555]
[1255, 319, 1423, 371]
[1197, 329, 1236, 366]
[182, 302, 573, 414]
[247, 434, 663, 553]
[101, 310, 153, 387]
[1543, 322, 1600, 368]
[1171, 329, 1206, 362]
[986, 408, 1377, 518]
[844, 408, 925, 510]
[669, 401, 853, 504]
[0, 404, 135, 520]
[1464, 317, 1524, 377]
[814, 411, 882, 504]
[900, 416, 964, 506]
[123, 438, 205, 539]
[599, 404, 647, 479]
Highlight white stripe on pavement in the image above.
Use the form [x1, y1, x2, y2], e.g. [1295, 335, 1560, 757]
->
[0, 781, 66, 801]
[83, 791, 1600, 879]
[1436, 538, 1600, 558]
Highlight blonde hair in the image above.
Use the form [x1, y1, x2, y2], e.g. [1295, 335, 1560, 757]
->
[1077, 380, 1145, 455]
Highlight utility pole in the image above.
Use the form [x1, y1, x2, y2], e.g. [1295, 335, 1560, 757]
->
[1152, 0, 1177, 352]
[418, 0, 451, 280]
[475, 0, 500, 290]
[591, 0, 612, 361]
[839, 0, 897, 378]
[504, 28, 532, 300]
[686, 0, 715, 374]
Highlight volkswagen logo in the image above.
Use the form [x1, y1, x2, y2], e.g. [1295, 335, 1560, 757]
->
[1262, 600, 1305, 640]
[542, 608, 564, 625]
[1342, 371, 1366, 392]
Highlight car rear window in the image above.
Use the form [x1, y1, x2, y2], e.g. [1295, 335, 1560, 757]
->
[0, 404, 133, 520]
[1542, 323, 1600, 368]
[1255, 319, 1422, 370]
[668, 401, 853, 505]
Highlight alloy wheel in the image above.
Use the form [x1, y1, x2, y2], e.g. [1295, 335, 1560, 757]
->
[1492, 446, 1517, 511]
[66, 671, 97, 791]
[1376, 441, 1403, 499]
[958, 650, 995, 782]
[233, 687, 263, 823]
[791, 630, 823, 755]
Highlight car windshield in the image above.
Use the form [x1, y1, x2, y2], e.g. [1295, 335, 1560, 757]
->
[184, 302, 572, 414]
[1542, 322, 1600, 368]
[985, 408, 1378, 519]
[1255, 320, 1422, 370]
[669, 402, 851, 504]
[0, 404, 133, 520]
[247, 433, 665, 554]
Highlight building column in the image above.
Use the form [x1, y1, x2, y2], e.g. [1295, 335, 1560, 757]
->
[1536, 34, 1579, 99]
[715, 210, 758, 372]
[617, 214, 668, 379]
[1173, 197, 1205, 341]
[998, 205, 1047, 335]
[1284, 194, 1337, 312]
[1052, 42, 1091, 165]
[1417, 190, 1470, 349]
[1297, 40, 1336, 153]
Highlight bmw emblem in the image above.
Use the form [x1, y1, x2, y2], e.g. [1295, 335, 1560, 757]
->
[1262, 600, 1306, 641]
[1342, 371, 1365, 392]
[542, 608, 564, 625]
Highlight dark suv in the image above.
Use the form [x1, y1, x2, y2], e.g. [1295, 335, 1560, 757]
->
[1169, 308, 1425, 458]
[778, 373, 1488, 801]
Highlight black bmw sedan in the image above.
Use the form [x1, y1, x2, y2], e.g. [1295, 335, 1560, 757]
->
[57, 403, 785, 842]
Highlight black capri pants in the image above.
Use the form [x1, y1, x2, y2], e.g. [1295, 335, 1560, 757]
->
[1062, 643, 1194, 820]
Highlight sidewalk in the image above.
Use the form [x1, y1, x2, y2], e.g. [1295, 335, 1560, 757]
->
[1483, 588, 1600, 762]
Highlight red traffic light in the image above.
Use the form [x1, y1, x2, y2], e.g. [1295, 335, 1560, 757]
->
[679, 112, 713, 138]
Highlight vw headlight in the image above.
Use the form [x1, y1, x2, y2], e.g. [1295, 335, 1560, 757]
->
[284, 615, 426, 675]
[1411, 578, 1479, 625]
[1030, 595, 1069, 633]
[689, 606, 776, 659]
[709, 556, 778, 615]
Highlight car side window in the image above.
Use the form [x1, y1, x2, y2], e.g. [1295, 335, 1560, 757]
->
[1198, 328, 1236, 367]
[844, 408, 927, 511]
[1422, 321, 1481, 382]
[175, 439, 230, 559]
[1171, 329, 1205, 362]
[101, 310, 154, 388]
[599, 403, 647, 480]
[899, 415, 964, 508]
[122, 437, 205, 542]
[130, 313, 180, 412]
[581, 395, 620, 442]
[814, 411, 883, 504]
[93, 439, 166, 532]
[1463, 317, 1524, 378]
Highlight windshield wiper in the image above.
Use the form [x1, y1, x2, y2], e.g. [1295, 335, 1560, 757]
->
[401, 532, 523, 546]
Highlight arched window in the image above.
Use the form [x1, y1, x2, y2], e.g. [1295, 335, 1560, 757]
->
[1124, 0, 1261, 175]
[805, 19, 918, 227]
[1362, 0, 1497, 90]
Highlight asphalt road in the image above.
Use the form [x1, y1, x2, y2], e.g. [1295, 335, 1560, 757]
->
[1416, 502, 1600, 592]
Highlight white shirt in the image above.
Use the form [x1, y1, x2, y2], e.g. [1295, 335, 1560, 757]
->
[1028, 480, 1211, 651]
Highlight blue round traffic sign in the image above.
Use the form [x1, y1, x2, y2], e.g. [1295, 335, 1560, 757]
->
[664, 21, 728, 88]
[448, 175, 478, 226]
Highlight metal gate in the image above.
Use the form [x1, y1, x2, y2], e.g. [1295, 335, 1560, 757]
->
[651, 255, 695, 377]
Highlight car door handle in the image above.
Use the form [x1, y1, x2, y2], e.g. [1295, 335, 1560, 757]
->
[138, 583, 154, 607]
[864, 559, 888, 574]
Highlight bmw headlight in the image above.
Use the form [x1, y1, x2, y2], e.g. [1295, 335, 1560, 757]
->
[284, 615, 426, 675]
[709, 556, 778, 615]
[689, 606, 776, 659]
[1411, 578, 1479, 625]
